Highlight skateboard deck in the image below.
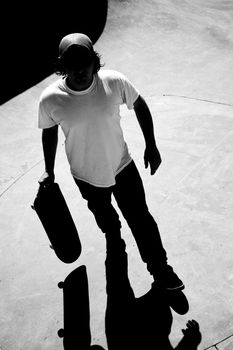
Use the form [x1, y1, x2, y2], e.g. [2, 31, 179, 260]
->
[32, 183, 81, 263]
[58, 265, 91, 349]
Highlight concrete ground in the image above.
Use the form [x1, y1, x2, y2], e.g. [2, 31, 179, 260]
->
[1, 0, 233, 348]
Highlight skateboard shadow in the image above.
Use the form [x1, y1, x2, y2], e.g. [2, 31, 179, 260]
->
[58, 265, 106, 350]
[104, 235, 201, 350]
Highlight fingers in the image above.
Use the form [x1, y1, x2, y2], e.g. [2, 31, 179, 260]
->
[150, 161, 159, 175]
[38, 172, 55, 188]
[144, 156, 149, 169]
[39, 180, 53, 189]
[144, 158, 160, 175]
[186, 319, 199, 329]
[182, 319, 202, 345]
[182, 320, 199, 334]
[144, 146, 162, 175]
[182, 319, 200, 336]
[144, 155, 161, 175]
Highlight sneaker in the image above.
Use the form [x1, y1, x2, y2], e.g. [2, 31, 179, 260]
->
[151, 281, 189, 314]
[167, 289, 189, 314]
[156, 265, 185, 291]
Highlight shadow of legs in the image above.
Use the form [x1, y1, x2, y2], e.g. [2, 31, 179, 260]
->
[104, 234, 176, 350]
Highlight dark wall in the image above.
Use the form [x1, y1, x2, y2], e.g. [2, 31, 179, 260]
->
[1, 0, 108, 105]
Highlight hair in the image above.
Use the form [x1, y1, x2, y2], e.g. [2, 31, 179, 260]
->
[54, 50, 104, 76]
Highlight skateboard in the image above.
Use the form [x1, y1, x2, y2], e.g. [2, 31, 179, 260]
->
[58, 265, 91, 350]
[32, 183, 81, 264]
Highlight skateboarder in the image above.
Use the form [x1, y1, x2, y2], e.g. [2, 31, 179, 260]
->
[38, 33, 184, 291]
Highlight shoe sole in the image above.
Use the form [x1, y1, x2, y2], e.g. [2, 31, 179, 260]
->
[166, 284, 185, 291]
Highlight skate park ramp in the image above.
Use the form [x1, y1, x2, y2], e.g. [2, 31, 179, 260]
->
[1, 0, 233, 349]
[0, 0, 108, 104]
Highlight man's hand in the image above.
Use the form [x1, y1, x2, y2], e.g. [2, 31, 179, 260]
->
[181, 320, 202, 347]
[38, 171, 55, 187]
[144, 145, 161, 175]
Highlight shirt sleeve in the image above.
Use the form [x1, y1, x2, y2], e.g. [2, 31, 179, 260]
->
[38, 98, 57, 129]
[118, 73, 140, 110]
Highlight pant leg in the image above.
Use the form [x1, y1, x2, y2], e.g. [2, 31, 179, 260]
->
[113, 161, 168, 275]
[73, 178, 121, 234]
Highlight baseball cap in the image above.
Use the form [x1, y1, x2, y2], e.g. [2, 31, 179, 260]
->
[59, 33, 94, 57]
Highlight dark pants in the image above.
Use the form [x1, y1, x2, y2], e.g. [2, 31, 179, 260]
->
[74, 161, 167, 275]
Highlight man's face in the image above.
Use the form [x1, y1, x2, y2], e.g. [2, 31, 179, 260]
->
[66, 61, 95, 84]
[63, 45, 95, 84]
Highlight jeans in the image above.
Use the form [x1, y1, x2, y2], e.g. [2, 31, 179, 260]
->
[74, 160, 167, 275]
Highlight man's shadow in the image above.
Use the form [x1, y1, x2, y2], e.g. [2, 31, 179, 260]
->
[58, 235, 201, 349]
[104, 235, 202, 350]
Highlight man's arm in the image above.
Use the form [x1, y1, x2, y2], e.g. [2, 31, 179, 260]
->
[39, 125, 58, 186]
[133, 95, 161, 175]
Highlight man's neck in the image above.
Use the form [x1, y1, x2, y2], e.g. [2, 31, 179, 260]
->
[66, 76, 93, 91]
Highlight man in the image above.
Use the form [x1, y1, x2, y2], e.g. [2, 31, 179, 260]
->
[38, 33, 184, 291]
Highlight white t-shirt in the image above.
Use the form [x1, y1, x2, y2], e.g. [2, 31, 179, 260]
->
[38, 69, 139, 187]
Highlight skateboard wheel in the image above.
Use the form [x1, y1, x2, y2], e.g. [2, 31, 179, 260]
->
[58, 281, 64, 288]
[57, 328, 64, 338]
